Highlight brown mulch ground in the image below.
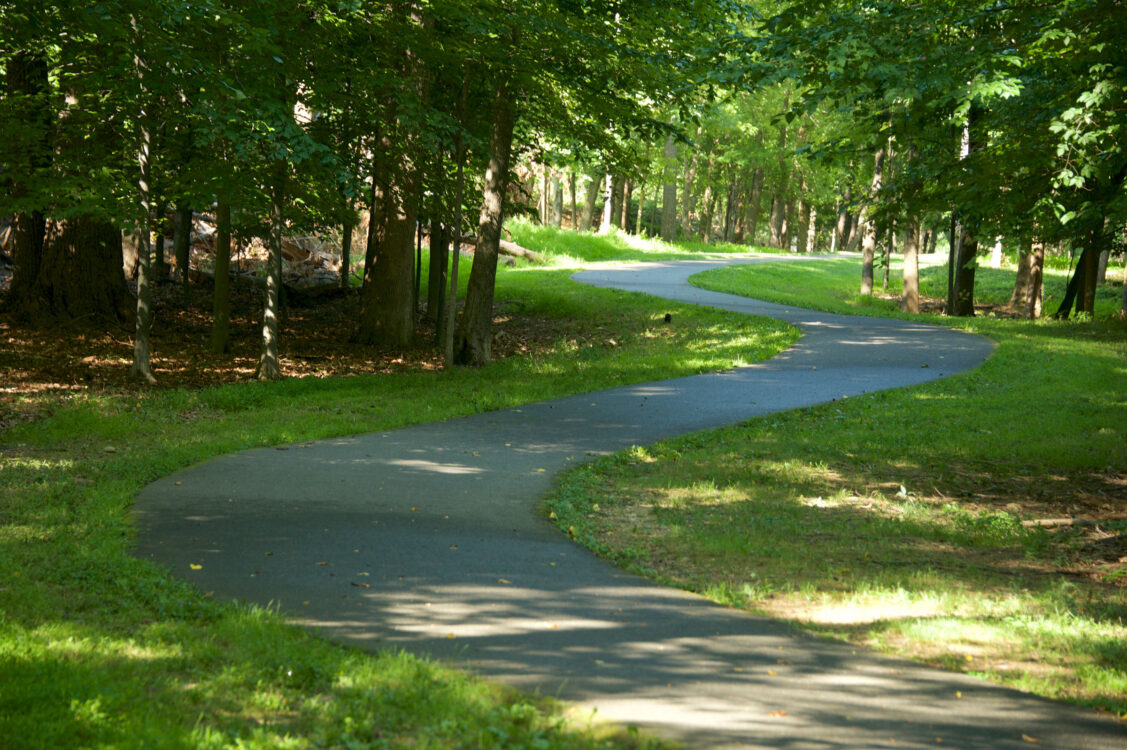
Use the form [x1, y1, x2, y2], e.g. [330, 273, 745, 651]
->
[0, 272, 578, 418]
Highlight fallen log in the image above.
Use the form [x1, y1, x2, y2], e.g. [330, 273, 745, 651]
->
[458, 236, 546, 264]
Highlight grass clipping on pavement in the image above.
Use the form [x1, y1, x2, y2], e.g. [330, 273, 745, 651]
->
[548, 256, 1127, 719]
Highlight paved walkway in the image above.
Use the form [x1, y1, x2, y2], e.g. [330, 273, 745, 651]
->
[134, 258, 1126, 748]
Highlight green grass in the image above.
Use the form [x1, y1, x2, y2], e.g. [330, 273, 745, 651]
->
[693, 252, 1126, 320]
[0, 224, 794, 748]
[548, 254, 1127, 718]
[507, 222, 786, 265]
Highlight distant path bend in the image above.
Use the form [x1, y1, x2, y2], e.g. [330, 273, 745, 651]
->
[135, 257, 1126, 749]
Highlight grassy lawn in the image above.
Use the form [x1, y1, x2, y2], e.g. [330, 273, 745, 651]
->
[547, 252, 1127, 718]
[0, 224, 795, 749]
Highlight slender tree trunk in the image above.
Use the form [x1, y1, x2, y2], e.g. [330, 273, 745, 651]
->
[745, 167, 763, 245]
[425, 219, 447, 323]
[834, 184, 852, 252]
[443, 82, 469, 367]
[540, 163, 549, 224]
[901, 218, 920, 313]
[860, 144, 886, 294]
[130, 18, 157, 384]
[795, 187, 811, 254]
[173, 203, 192, 300]
[619, 178, 632, 230]
[210, 200, 232, 353]
[661, 134, 678, 241]
[951, 226, 978, 316]
[1027, 240, 1045, 319]
[256, 172, 286, 380]
[151, 206, 168, 283]
[1096, 247, 1110, 284]
[340, 220, 353, 290]
[4, 52, 51, 319]
[569, 170, 577, 230]
[1010, 241, 1033, 311]
[634, 179, 646, 235]
[768, 196, 785, 248]
[454, 75, 516, 366]
[579, 169, 602, 232]
[600, 172, 616, 233]
[883, 228, 895, 290]
[552, 175, 563, 227]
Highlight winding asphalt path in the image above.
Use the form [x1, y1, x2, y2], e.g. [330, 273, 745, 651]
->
[134, 258, 1127, 748]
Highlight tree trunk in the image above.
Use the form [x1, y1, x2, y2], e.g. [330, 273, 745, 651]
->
[151, 206, 168, 283]
[745, 167, 764, 245]
[443, 83, 469, 367]
[173, 203, 192, 300]
[700, 184, 715, 243]
[552, 175, 563, 227]
[600, 172, 615, 232]
[834, 184, 852, 252]
[340, 219, 354, 290]
[210, 200, 232, 353]
[569, 170, 577, 230]
[1096, 247, 1110, 285]
[795, 188, 812, 254]
[357, 122, 422, 347]
[661, 135, 678, 241]
[782, 196, 796, 251]
[4, 52, 51, 320]
[579, 168, 602, 232]
[36, 218, 131, 323]
[1027, 240, 1044, 319]
[951, 225, 978, 317]
[901, 218, 920, 313]
[860, 144, 886, 294]
[769, 196, 785, 249]
[425, 219, 447, 323]
[454, 75, 517, 366]
[883, 228, 895, 290]
[256, 174, 286, 380]
[634, 179, 646, 235]
[1010, 242, 1033, 311]
[618, 178, 632, 230]
[131, 27, 157, 384]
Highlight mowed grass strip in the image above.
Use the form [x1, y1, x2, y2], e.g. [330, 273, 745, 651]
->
[548, 253, 1127, 718]
[0, 226, 796, 749]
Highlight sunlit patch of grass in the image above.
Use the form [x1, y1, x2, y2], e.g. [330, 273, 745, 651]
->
[549, 254, 1127, 718]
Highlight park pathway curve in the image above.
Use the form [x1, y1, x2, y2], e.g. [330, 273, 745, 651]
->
[134, 258, 1127, 749]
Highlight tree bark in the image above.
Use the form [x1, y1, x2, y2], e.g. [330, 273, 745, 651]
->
[951, 224, 978, 316]
[745, 167, 764, 245]
[600, 172, 615, 233]
[425, 219, 447, 323]
[661, 134, 678, 241]
[552, 175, 563, 227]
[860, 144, 886, 294]
[4, 52, 51, 320]
[210, 200, 232, 353]
[131, 21, 157, 384]
[357, 119, 423, 347]
[256, 174, 286, 380]
[795, 187, 812, 254]
[618, 178, 632, 230]
[901, 218, 920, 313]
[173, 203, 192, 300]
[454, 75, 517, 366]
[579, 168, 602, 232]
[569, 170, 577, 230]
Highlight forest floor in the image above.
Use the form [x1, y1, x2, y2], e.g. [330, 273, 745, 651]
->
[0, 275, 583, 431]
